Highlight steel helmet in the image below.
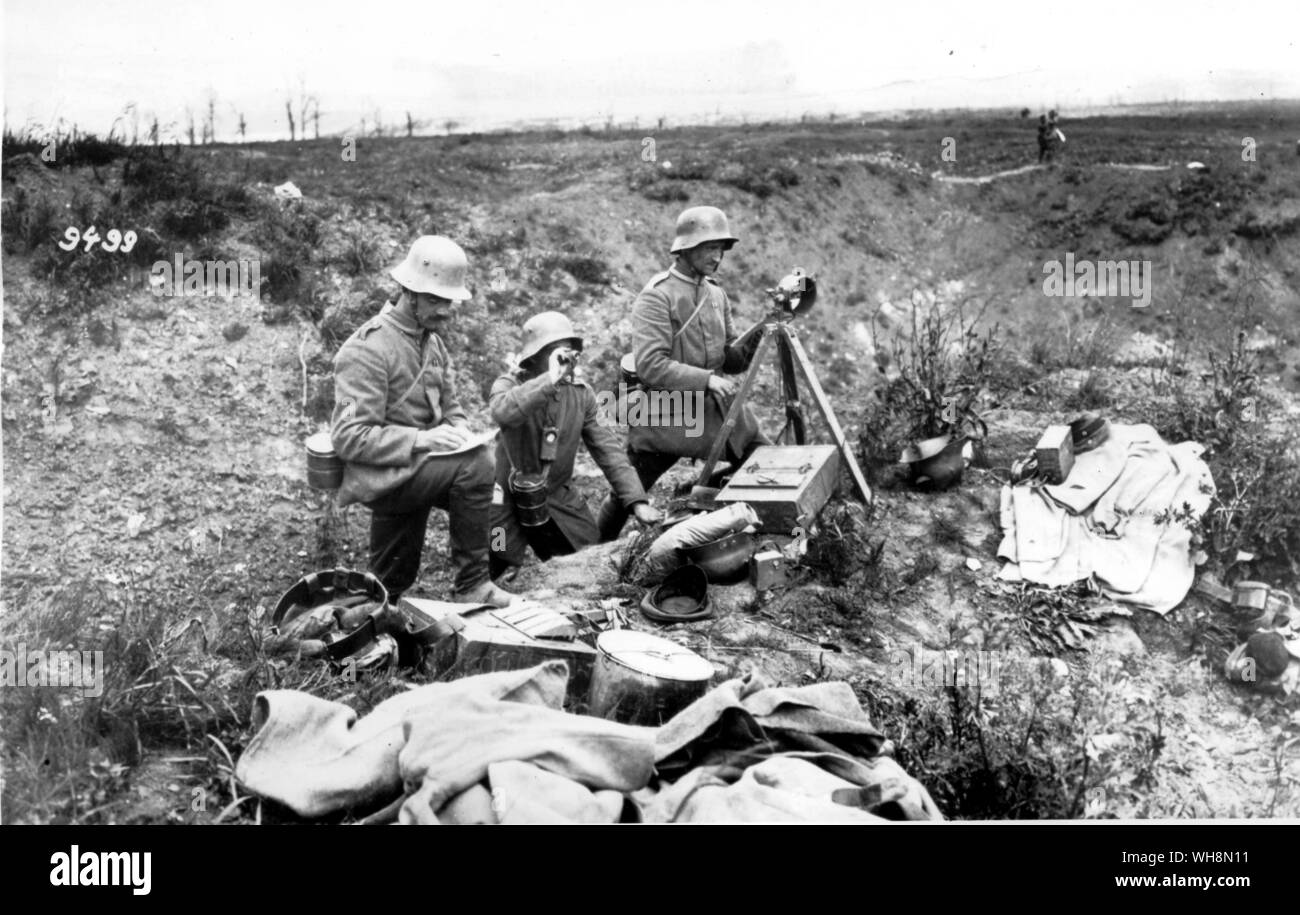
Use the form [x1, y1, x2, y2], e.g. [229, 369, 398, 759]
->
[517, 311, 583, 365]
[670, 206, 738, 254]
[390, 235, 472, 300]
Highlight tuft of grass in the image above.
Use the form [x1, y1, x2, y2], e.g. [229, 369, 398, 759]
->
[929, 512, 966, 550]
[1065, 370, 1113, 411]
[336, 227, 383, 277]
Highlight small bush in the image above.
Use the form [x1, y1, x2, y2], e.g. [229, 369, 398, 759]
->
[856, 295, 1003, 482]
[1, 185, 62, 253]
[539, 252, 610, 285]
[1151, 320, 1300, 577]
[888, 294, 1001, 441]
[717, 161, 801, 199]
[336, 227, 383, 277]
[160, 200, 231, 240]
[122, 149, 204, 204]
[1065, 371, 1113, 411]
[1113, 196, 1175, 244]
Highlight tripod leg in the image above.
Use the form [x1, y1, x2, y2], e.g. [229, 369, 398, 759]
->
[696, 326, 772, 489]
[775, 333, 806, 445]
[786, 330, 874, 505]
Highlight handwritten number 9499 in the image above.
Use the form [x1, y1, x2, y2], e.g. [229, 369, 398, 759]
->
[58, 226, 138, 254]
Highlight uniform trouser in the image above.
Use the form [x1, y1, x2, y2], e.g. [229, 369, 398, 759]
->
[363, 449, 494, 598]
[488, 518, 575, 580]
[595, 439, 758, 543]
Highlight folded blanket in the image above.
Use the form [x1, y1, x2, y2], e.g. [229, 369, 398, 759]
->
[998, 424, 1214, 614]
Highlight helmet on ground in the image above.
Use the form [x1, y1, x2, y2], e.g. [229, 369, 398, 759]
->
[670, 206, 738, 254]
[517, 311, 583, 365]
[1245, 631, 1291, 679]
[390, 236, 472, 300]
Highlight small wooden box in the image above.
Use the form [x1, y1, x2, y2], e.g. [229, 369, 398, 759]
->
[1035, 425, 1075, 484]
[399, 598, 597, 707]
[750, 548, 791, 591]
[716, 445, 841, 535]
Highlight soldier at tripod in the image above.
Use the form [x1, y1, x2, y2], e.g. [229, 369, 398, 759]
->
[596, 205, 769, 541]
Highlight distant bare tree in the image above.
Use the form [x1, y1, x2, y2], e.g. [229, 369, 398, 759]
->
[444, 119, 458, 135]
[406, 111, 415, 137]
[286, 99, 296, 141]
[186, 108, 196, 146]
[312, 100, 321, 139]
[205, 91, 217, 143]
[301, 94, 317, 140]
[149, 116, 160, 146]
[371, 108, 383, 137]
[238, 113, 247, 141]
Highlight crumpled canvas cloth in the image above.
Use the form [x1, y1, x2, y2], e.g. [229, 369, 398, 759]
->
[655, 670, 887, 776]
[235, 660, 656, 820]
[236, 662, 938, 824]
[997, 423, 1214, 614]
[635, 752, 940, 823]
[397, 692, 655, 824]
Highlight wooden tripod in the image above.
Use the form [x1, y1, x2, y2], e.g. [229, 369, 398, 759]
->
[696, 305, 873, 506]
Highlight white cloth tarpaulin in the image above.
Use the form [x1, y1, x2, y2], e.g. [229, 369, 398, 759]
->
[997, 423, 1215, 614]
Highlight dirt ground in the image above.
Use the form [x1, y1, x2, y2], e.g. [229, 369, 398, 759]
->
[3, 104, 1300, 822]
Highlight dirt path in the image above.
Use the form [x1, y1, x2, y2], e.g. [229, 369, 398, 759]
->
[933, 162, 1175, 184]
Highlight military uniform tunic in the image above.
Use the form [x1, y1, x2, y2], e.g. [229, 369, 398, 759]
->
[330, 300, 492, 596]
[489, 368, 647, 569]
[629, 266, 764, 460]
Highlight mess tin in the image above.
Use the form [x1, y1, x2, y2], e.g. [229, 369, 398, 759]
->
[305, 431, 344, 491]
[1232, 580, 1272, 612]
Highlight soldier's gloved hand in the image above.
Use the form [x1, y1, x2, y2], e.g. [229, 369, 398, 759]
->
[548, 348, 577, 384]
[631, 502, 662, 526]
[418, 425, 470, 453]
[707, 373, 738, 400]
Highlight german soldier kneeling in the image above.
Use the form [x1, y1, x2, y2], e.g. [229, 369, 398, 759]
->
[331, 235, 518, 609]
[489, 311, 661, 578]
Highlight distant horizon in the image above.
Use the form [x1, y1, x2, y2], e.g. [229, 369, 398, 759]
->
[5, 0, 1298, 145]
[7, 95, 1299, 147]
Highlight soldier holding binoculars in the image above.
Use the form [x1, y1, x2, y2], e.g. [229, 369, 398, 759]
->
[488, 311, 661, 578]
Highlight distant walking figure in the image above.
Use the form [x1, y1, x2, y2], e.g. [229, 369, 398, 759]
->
[1048, 110, 1065, 161]
[1037, 115, 1051, 163]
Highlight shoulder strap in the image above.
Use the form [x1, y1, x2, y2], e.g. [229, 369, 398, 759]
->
[394, 333, 436, 406]
[673, 281, 711, 342]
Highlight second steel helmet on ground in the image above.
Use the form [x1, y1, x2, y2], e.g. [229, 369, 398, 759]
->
[516, 311, 583, 366]
[390, 236, 473, 300]
[670, 206, 738, 254]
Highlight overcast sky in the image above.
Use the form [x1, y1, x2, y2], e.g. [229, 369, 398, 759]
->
[4, 0, 1298, 141]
